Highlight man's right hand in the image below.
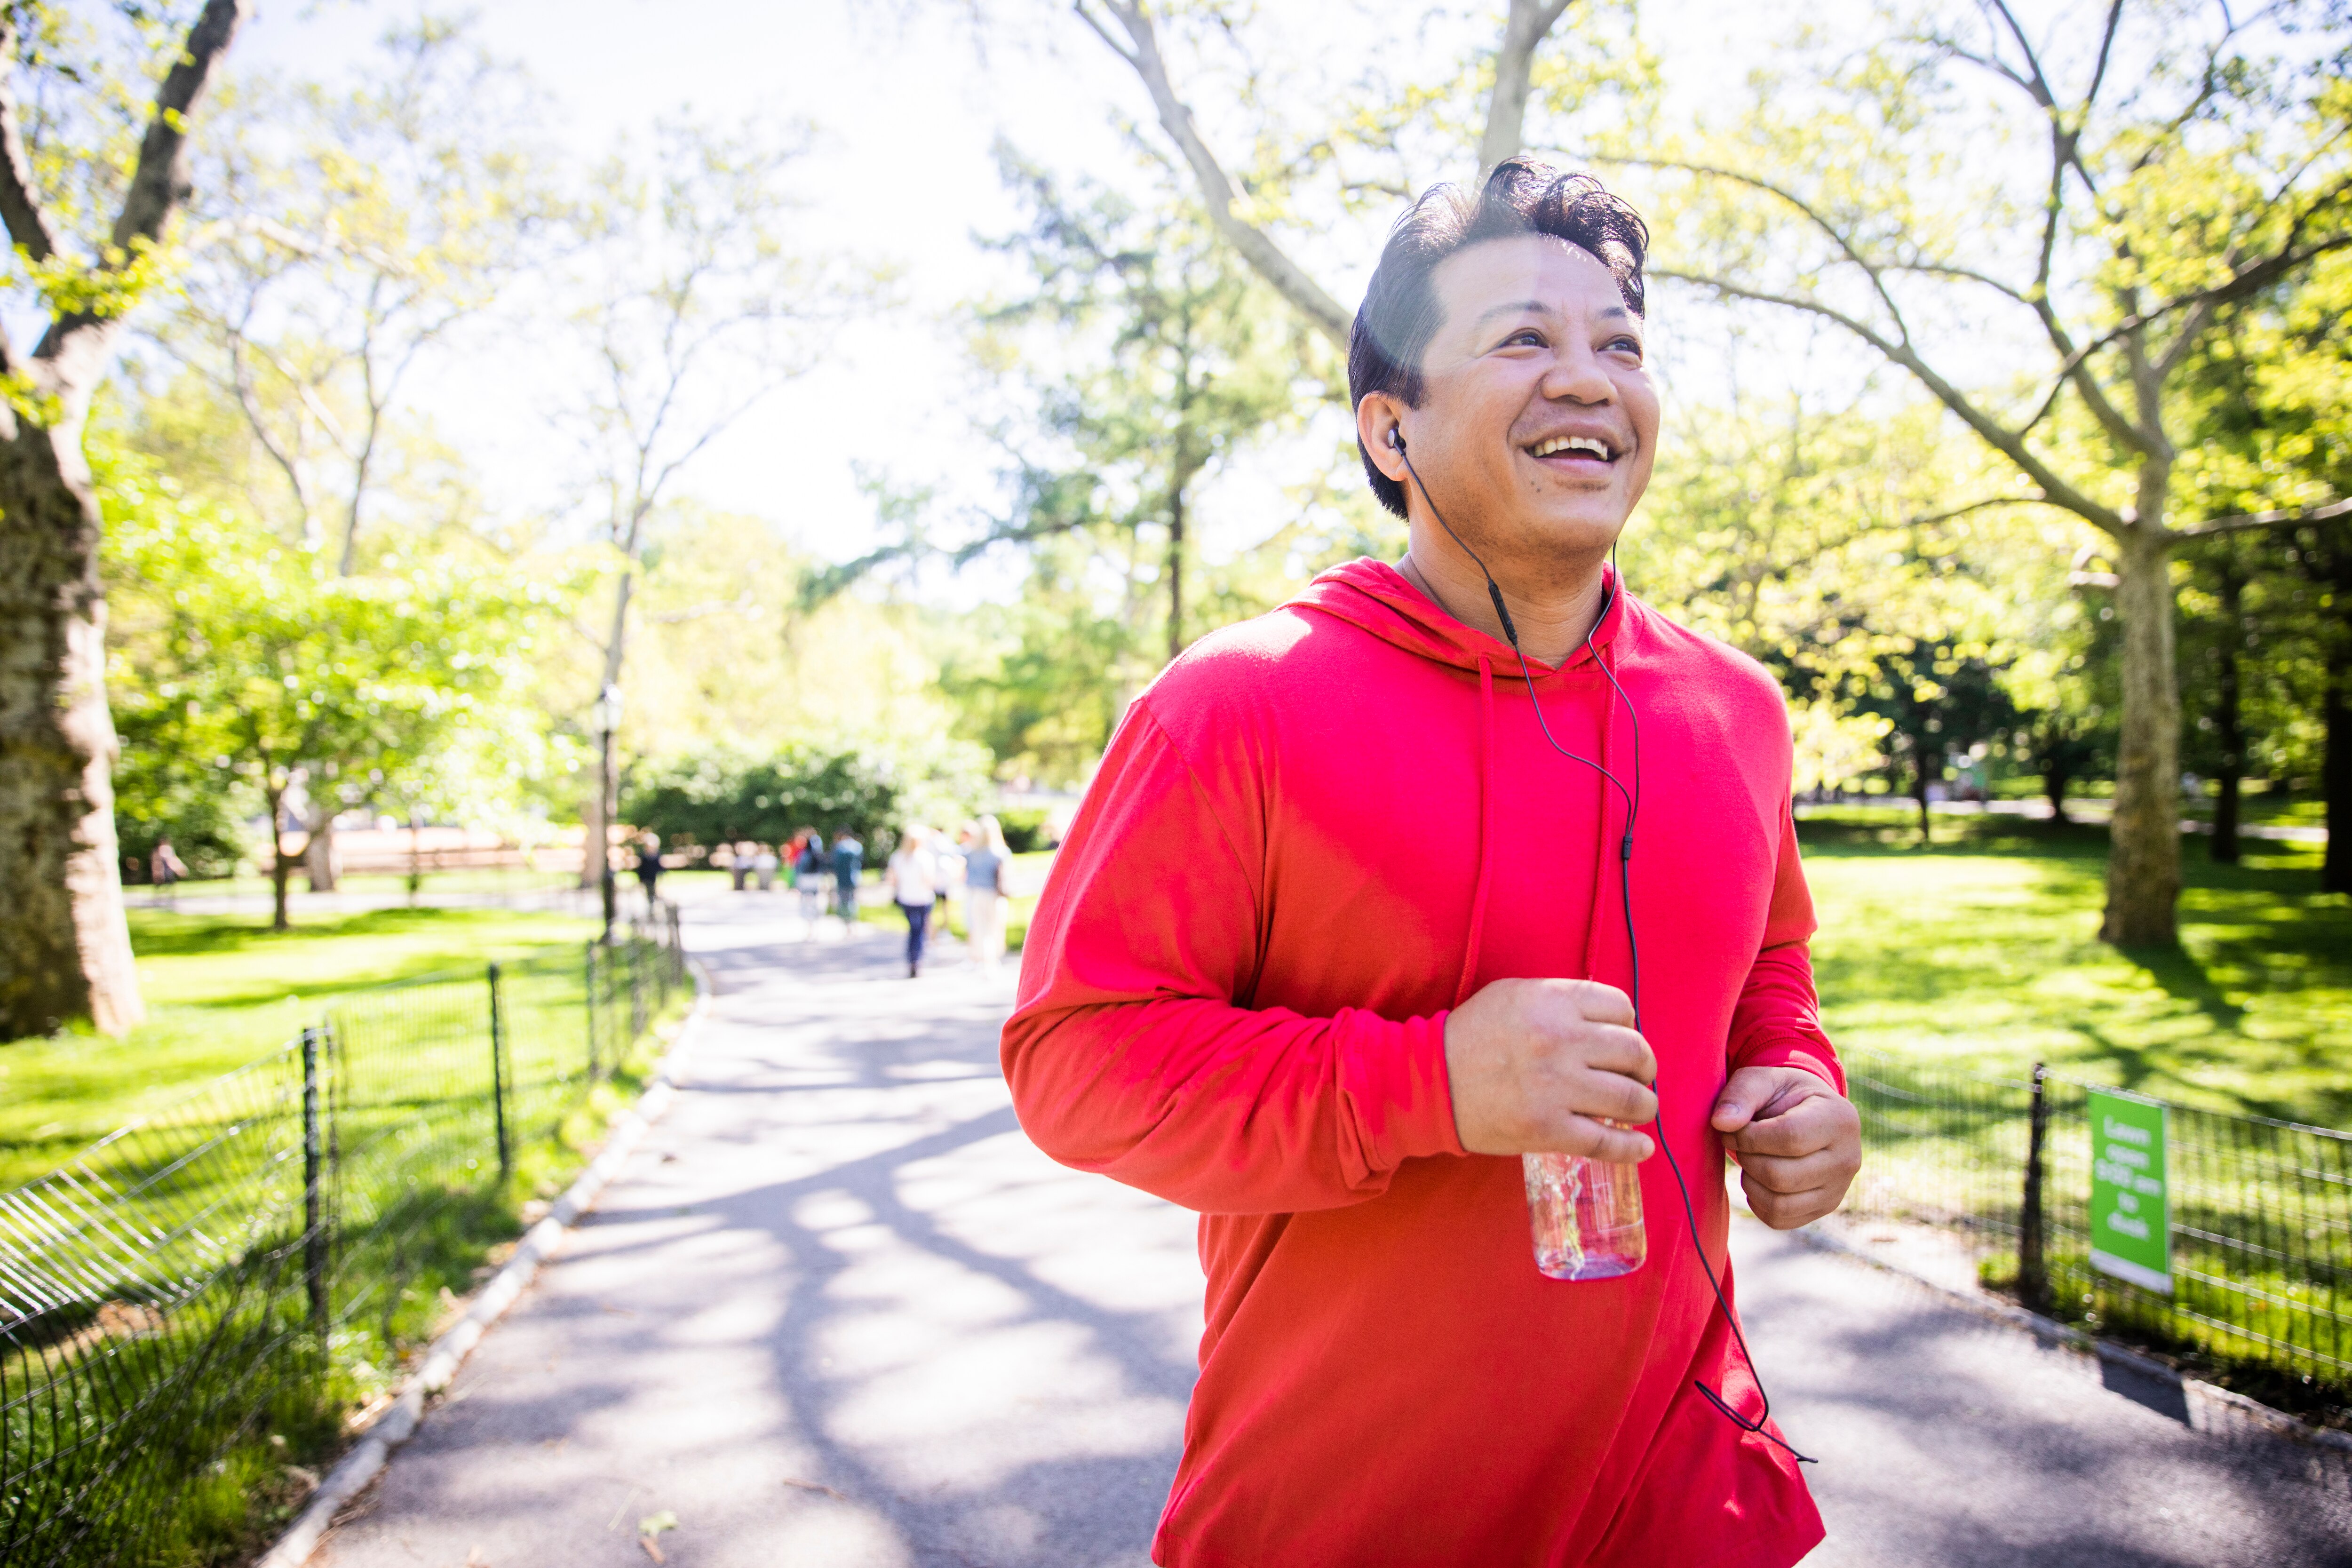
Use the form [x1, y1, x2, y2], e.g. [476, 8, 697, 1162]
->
[1443, 978, 1658, 1161]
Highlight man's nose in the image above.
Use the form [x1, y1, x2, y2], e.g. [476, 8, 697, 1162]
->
[1539, 341, 1614, 404]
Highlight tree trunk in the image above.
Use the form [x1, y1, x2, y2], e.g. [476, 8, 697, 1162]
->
[2102, 524, 2183, 946]
[1914, 745, 1938, 844]
[338, 342, 389, 576]
[2043, 761, 2072, 825]
[304, 787, 340, 891]
[579, 571, 633, 889]
[2210, 766, 2240, 864]
[579, 780, 607, 891]
[2324, 640, 2349, 896]
[1167, 485, 1186, 665]
[0, 0, 247, 1038]
[1477, 0, 1573, 172]
[265, 783, 295, 931]
[0, 417, 145, 1037]
[2210, 563, 2243, 866]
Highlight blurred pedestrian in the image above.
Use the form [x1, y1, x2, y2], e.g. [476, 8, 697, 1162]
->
[634, 834, 663, 912]
[753, 842, 779, 891]
[830, 828, 863, 923]
[727, 841, 751, 891]
[795, 829, 827, 924]
[951, 821, 977, 937]
[962, 815, 1011, 975]
[931, 826, 961, 928]
[150, 838, 189, 910]
[886, 826, 938, 978]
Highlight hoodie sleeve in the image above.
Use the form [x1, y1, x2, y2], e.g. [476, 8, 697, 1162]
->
[1724, 805, 1845, 1094]
[1001, 699, 1464, 1216]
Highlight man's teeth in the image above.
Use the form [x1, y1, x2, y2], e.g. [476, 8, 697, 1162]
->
[1531, 436, 1612, 460]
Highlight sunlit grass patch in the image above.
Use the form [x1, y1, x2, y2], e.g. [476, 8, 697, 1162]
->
[1802, 814, 2350, 1128]
[0, 907, 598, 1187]
[0, 921, 686, 1568]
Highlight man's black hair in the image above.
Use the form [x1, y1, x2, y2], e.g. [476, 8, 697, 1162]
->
[1349, 157, 1650, 519]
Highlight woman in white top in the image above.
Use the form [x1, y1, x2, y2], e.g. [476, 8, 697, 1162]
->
[961, 815, 1013, 975]
[884, 826, 939, 978]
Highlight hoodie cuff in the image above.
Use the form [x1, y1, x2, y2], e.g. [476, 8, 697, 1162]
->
[1336, 1008, 1467, 1168]
[1733, 1037, 1847, 1097]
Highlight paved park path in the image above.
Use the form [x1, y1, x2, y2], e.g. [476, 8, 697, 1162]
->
[316, 895, 2352, 1568]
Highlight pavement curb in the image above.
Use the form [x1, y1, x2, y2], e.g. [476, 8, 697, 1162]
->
[1782, 1219, 2352, 1458]
[254, 960, 715, 1568]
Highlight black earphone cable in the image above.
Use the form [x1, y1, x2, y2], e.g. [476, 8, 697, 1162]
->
[1391, 430, 1814, 1465]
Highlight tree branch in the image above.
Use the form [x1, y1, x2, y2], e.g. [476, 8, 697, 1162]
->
[1651, 265, 2125, 532]
[0, 13, 59, 262]
[1478, 0, 1576, 173]
[1931, 2, 2151, 451]
[224, 328, 319, 534]
[2082, 0, 2125, 113]
[2032, 287, 2147, 454]
[1882, 259, 2031, 303]
[2174, 494, 2352, 539]
[1985, 0, 2059, 111]
[2153, 178, 2352, 381]
[110, 0, 252, 256]
[1907, 495, 2047, 528]
[2040, 217, 2352, 397]
[1607, 155, 1916, 343]
[798, 539, 930, 607]
[1075, 0, 1352, 348]
[648, 592, 762, 625]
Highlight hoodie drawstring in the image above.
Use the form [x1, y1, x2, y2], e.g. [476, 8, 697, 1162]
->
[1580, 645, 1621, 985]
[1454, 655, 1498, 1007]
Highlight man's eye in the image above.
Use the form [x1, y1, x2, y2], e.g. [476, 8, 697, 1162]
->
[1504, 330, 1544, 347]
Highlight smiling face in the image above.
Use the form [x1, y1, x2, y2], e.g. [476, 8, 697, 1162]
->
[1360, 232, 1660, 582]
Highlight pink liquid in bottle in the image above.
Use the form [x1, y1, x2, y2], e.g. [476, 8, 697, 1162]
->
[1524, 1146, 1646, 1281]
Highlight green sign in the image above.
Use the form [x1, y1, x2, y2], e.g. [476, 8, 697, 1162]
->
[2088, 1088, 2171, 1294]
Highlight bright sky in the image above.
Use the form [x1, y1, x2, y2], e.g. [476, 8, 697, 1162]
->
[230, 0, 1176, 579]
[218, 0, 1996, 582]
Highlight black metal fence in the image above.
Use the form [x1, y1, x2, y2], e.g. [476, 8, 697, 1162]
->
[1843, 1047, 2352, 1414]
[0, 908, 687, 1568]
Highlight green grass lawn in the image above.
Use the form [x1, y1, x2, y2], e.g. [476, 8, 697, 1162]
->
[130, 867, 583, 900]
[2181, 794, 2331, 827]
[1800, 808, 2349, 1129]
[0, 906, 598, 1185]
[1, 905, 677, 1568]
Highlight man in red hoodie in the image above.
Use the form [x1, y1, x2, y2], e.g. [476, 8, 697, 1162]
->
[1001, 158, 1861, 1567]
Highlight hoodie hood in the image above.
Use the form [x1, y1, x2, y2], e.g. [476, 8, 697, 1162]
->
[1287, 556, 1636, 1010]
[1287, 557, 1630, 677]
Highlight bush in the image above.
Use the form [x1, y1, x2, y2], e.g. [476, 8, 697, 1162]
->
[623, 738, 993, 860]
[996, 807, 1052, 853]
[112, 745, 252, 882]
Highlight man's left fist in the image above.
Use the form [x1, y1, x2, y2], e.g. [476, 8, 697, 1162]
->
[1709, 1066, 1861, 1230]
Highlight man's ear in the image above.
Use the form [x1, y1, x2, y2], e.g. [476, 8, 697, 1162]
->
[1356, 392, 1410, 483]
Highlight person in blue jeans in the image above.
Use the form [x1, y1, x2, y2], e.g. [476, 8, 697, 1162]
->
[830, 830, 863, 923]
[885, 826, 940, 978]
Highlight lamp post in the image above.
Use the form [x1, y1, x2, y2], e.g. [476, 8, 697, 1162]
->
[593, 683, 623, 943]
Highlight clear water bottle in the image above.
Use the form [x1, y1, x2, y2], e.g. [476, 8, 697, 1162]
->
[1524, 1144, 1646, 1280]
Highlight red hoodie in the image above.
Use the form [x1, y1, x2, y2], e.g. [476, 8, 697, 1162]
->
[1001, 559, 1843, 1568]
